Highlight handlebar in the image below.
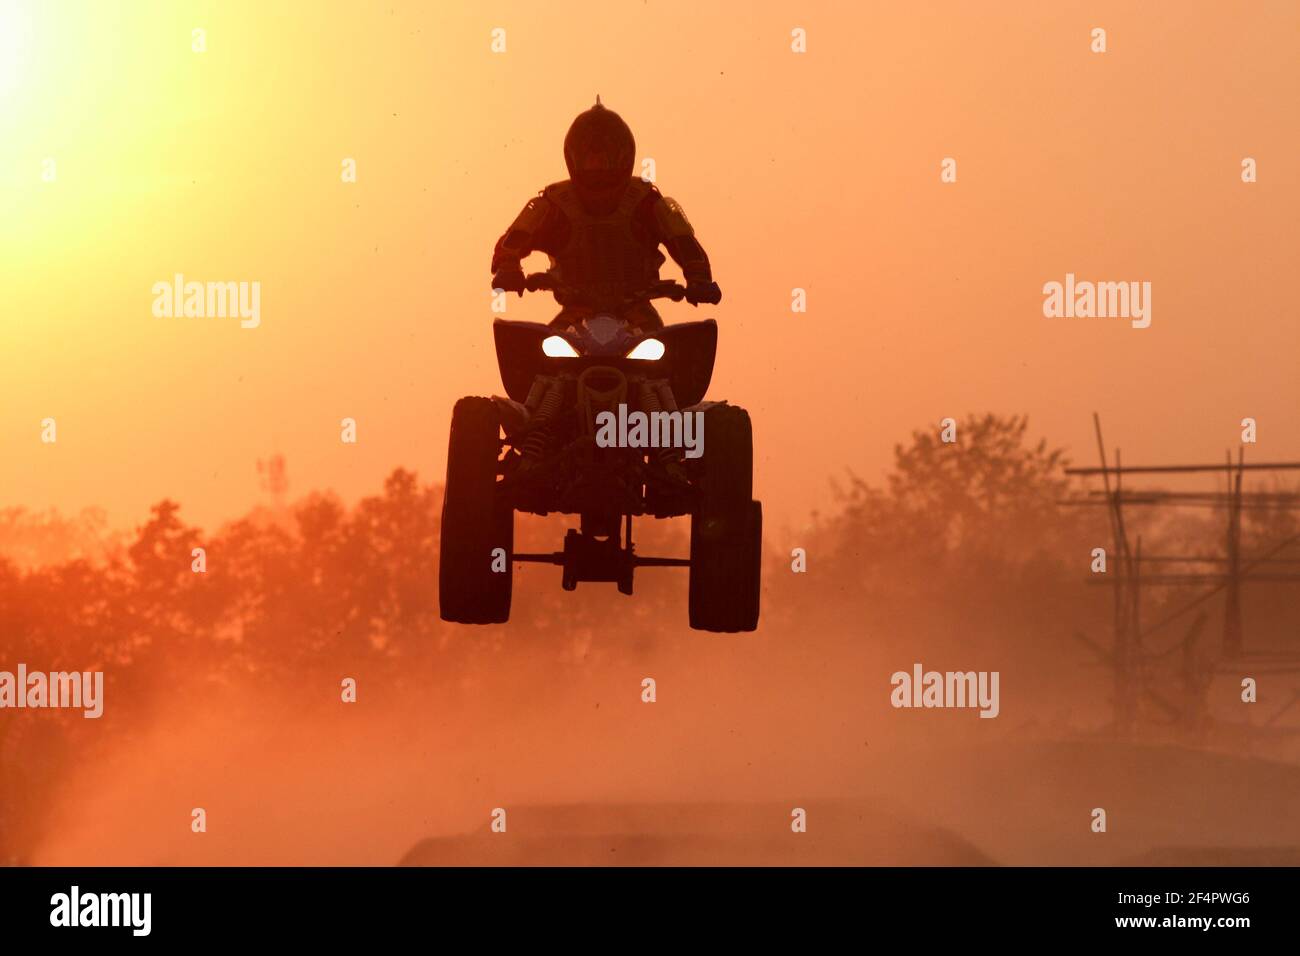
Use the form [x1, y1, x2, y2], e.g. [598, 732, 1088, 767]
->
[523, 272, 687, 305]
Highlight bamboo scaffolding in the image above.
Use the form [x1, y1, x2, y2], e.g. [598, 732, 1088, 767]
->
[1076, 415, 1300, 739]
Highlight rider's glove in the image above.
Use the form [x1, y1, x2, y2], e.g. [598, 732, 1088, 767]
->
[685, 280, 722, 306]
[492, 269, 526, 296]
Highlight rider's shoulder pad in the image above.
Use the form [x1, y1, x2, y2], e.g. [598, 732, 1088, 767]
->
[542, 180, 574, 201]
[653, 194, 695, 238]
[542, 180, 582, 217]
[509, 191, 555, 234]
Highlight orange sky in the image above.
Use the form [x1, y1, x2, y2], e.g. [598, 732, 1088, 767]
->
[2, 0, 1297, 536]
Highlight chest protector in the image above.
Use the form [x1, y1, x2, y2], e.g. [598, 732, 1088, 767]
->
[544, 179, 665, 306]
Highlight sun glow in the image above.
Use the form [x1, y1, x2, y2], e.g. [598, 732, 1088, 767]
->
[0, 1, 32, 100]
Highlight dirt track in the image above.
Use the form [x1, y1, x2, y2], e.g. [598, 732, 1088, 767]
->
[31, 671, 1300, 866]
[398, 801, 994, 866]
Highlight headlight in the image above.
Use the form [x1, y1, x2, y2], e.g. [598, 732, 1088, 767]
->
[625, 338, 665, 361]
[542, 335, 580, 358]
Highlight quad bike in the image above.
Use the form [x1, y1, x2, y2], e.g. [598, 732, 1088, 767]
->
[438, 272, 761, 632]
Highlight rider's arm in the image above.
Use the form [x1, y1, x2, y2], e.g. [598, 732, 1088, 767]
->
[491, 193, 562, 279]
[648, 194, 712, 284]
[647, 194, 721, 304]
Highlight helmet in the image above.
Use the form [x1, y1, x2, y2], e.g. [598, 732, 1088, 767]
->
[563, 96, 635, 211]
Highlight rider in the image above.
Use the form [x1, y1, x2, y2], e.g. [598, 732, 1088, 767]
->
[490, 97, 722, 332]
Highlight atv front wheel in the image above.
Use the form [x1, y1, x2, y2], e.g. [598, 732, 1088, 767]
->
[689, 404, 761, 632]
[439, 397, 513, 624]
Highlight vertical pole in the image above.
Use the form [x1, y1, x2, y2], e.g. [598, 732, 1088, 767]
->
[1223, 449, 1244, 658]
[1093, 413, 1132, 735]
[1130, 534, 1143, 728]
[1131, 533, 1142, 662]
[1114, 448, 1133, 732]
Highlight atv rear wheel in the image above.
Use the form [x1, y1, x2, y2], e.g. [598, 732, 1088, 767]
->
[439, 397, 513, 624]
[689, 404, 761, 632]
